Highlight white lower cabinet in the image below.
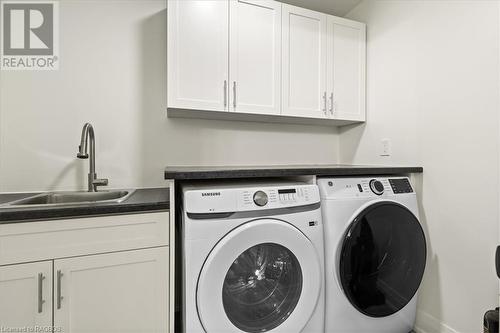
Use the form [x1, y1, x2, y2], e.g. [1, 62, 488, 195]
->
[0, 212, 170, 332]
[0, 261, 53, 329]
[55, 248, 169, 333]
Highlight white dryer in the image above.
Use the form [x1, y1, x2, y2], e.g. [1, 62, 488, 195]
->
[182, 181, 325, 333]
[318, 177, 426, 333]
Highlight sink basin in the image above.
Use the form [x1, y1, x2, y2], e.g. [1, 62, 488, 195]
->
[4, 190, 134, 208]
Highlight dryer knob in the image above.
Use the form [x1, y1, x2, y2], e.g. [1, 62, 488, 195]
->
[370, 180, 385, 195]
[253, 191, 268, 207]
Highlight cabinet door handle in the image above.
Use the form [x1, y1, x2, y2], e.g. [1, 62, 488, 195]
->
[37, 273, 45, 313]
[57, 270, 64, 309]
[223, 80, 227, 108]
[233, 81, 237, 108]
[329, 93, 334, 114]
[323, 92, 327, 115]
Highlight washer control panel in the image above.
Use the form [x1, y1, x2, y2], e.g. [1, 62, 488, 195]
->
[241, 185, 315, 209]
[318, 177, 414, 200]
[184, 183, 320, 214]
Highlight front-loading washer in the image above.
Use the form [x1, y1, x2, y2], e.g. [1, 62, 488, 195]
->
[182, 181, 325, 333]
[318, 177, 426, 333]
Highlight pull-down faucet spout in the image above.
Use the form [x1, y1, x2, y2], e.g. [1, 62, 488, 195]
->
[77, 123, 108, 192]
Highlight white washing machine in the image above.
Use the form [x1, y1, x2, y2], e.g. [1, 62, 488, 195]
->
[318, 177, 426, 333]
[182, 181, 325, 333]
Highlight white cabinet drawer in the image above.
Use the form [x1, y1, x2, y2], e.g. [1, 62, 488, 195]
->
[0, 212, 169, 265]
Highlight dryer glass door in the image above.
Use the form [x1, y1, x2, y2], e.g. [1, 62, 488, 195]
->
[339, 202, 426, 318]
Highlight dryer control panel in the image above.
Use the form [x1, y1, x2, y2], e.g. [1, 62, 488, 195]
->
[184, 183, 320, 214]
[318, 177, 414, 200]
[388, 178, 414, 194]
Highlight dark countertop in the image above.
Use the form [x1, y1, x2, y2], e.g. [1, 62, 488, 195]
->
[165, 164, 423, 180]
[0, 188, 169, 224]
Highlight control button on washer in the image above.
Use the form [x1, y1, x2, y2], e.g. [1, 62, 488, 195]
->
[253, 191, 268, 207]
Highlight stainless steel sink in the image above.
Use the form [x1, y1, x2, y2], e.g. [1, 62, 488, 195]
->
[3, 190, 135, 208]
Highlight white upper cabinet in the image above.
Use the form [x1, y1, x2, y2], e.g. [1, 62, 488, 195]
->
[229, 0, 281, 115]
[327, 16, 366, 121]
[168, 0, 229, 112]
[167, 0, 366, 125]
[281, 5, 327, 118]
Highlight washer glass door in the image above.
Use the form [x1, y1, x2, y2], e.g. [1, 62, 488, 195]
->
[223, 243, 302, 332]
[340, 202, 426, 317]
[197, 219, 321, 333]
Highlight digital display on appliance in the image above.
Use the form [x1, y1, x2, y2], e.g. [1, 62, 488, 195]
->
[278, 189, 296, 194]
[389, 178, 413, 193]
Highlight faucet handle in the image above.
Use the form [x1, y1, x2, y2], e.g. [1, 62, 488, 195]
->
[93, 178, 108, 186]
[92, 178, 108, 191]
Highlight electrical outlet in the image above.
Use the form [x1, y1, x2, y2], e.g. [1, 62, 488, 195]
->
[380, 138, 391, 157]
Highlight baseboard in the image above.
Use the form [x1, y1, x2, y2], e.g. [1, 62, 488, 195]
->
[415, 310, 460, 333]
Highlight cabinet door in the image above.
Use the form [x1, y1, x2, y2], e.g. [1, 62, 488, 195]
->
[327, 16, 366, 121]
[54, 247, 169, 333]
[282, 5, 327, 118]
[0, 261, 52, 329]
[229, 0, 281, 115]
[168, 0, 229, 112]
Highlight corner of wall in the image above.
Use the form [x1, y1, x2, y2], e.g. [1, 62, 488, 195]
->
[344, 0, 366, 19]
[416, 310, 461, 333]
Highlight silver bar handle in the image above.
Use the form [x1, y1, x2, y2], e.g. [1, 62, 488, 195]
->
[57, 270, 64, 309]
[223, 80, 227, 108]
[323, 92, 327, 115]
[37, 273, 45, 313]
[329, 93, 334, 114]
[233, 81, 237, 108]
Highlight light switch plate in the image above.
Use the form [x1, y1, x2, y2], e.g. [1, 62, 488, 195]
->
[380, 138, 392, 156]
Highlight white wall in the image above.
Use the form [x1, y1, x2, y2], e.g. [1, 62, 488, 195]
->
[344, 1, 499, 332]
[0, 0, 340, 192]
